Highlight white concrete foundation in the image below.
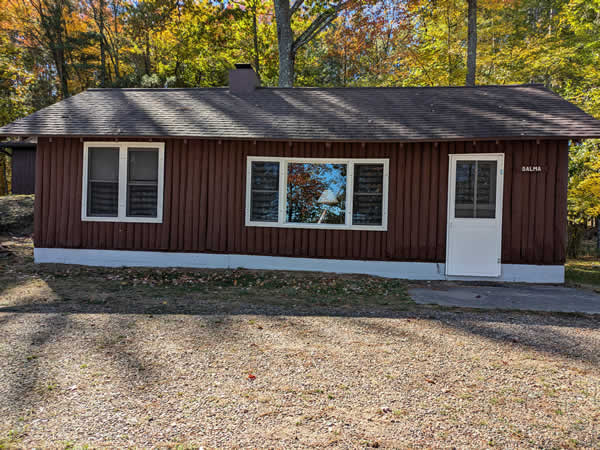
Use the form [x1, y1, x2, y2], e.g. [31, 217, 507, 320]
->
[34, 248, 565, 283]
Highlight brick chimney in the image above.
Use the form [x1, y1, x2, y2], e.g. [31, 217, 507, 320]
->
[229, 63, 259, 95]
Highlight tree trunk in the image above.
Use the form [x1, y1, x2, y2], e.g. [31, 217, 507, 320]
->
[144, 31, 151, 75]
[446, 3, 452, 84]
[174, 59, 181, 86]
[466, 0, 477, 86]
[251, 1, 260, 80]
[112, 0, 120, 80]
[273, 0, 294, 87]
[53, 45, 70, 98]
[596, 216, 600, 253]
[48, 5, 70, 98]
[99, 0, 107, 87]
[59, 54, 70, 97]
[273, 0, 351, 87]
[567, 222, 584, 259]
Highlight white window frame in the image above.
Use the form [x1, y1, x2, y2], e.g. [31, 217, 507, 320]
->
[82, 141, 165, 223]
[245, 156, 389, 231]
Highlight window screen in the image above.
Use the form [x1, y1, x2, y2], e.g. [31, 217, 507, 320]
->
[127, 148, 158, 217]
[250, 161, 279, 222]
[455, 160, 497, 218]
[87, 147, 119, 217]
[352, 164, 384, 225]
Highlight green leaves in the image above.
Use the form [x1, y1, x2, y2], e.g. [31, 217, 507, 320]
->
[568, 140, 600, 224]
[1, 0, 598, 102]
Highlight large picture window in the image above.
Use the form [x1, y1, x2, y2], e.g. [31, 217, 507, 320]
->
[82, 142, 165, 223]
[245, 157, 389, 230]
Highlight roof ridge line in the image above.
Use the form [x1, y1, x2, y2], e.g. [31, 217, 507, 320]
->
[86, 83, 546, 92]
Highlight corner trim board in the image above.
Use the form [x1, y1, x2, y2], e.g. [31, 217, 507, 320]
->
[34, 248, 565, 283]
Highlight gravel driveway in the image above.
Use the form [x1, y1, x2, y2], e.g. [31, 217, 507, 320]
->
[1, 237, 599, 448]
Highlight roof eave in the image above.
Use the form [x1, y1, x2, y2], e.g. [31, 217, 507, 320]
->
[1, 133, 597, 143]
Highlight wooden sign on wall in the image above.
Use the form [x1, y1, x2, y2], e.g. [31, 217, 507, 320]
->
[521, 165, 542, 172]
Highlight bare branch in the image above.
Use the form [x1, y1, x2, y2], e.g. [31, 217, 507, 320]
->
[292, 1, 351, 53]
[293, 13, 336, 51]
[289, 0, 304, 16]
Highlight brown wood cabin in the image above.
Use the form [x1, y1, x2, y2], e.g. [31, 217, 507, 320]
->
[2, 65, 600, 282]
[1, 142, 37, 195]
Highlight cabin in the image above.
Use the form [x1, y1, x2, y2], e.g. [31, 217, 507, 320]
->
[2, 65, 600, 283]
[0, 141, 37, 195]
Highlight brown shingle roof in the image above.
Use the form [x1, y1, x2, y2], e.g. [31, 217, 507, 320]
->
[1, 84, 599, 141]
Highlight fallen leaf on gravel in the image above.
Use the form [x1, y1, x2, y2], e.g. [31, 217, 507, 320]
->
[247, 374, 256, 380]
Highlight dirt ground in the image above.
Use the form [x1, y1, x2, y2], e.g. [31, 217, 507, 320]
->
[0, 195, 34, 236]
[0, 236, 599, 448]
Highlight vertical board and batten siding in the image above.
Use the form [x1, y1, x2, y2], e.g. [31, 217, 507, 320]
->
[34, 137, 569, 265]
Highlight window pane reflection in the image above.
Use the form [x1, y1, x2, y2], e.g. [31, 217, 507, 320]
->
[286, 163, 347, 224]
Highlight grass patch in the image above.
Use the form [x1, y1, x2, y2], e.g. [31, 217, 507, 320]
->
[93, 267, 411, 303]
[0, 236, 413, 313]
[565, 259, 600, 288]
[38, 265, 413, 311]
[0, 428, 25, 448]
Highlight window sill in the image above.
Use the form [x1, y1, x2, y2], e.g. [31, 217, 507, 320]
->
[81, 216, 163, 224]
[245, 221, 387, 232]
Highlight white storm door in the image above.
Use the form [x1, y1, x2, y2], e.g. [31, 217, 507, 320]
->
[446, 154, 504, 277]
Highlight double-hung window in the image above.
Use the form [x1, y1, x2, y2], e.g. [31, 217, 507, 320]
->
[246, 157, 389, 230]
[82, 142, 165, 222]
